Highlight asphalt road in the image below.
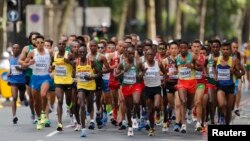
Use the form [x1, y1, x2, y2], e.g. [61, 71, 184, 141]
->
[0, 85, 250, 141]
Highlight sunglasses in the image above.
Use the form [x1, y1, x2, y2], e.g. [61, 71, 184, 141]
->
[36, 41, 44, 44]
[158, 47, 166, 50]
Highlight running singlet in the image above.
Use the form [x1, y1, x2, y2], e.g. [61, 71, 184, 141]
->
[244, 49, 250, 65]
[94, 53, 103, 72]
[207, 54, 216, 85]
[109, 51, 119, 80]
[122, 60, 137, 85]
[176, 52, 195, 80]
[166, 56, 178, 80]
[8, 55, 26, 84]
[102, 53, 110, 80]
[32, 49, 51, 76]
[53, 51, 73, 84]
[76, 59, 96, 90]
[216, 56, 234, 86]
[143, 61, 161, 87]
[26, 45, 34, 76]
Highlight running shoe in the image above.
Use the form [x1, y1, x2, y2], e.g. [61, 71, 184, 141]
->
[218, 115, 226, 125]
[144, 120, 150, 130]
[127, 127, 134, 137]
[81, 128, 87, 137]
[234, 109, 240, 117]
[56, 123, 63, 131]
[195, 122, 202, 131]
[180, 124, 187, 133]
[70, 116, 76, 127]
[132, 118, 138, 129]
[162, 122, 168, 132]
[148, 128, 155, 136]
[40, 113, 46, 125]
[118, 120, 127, 130]
[13, 117, 18, 124]
[102, 112, 108, 125]
[36, 120, 43, 130]
[174, 123, 181, 132]
[155, 113, 162, 125]
[44, 119, 51, 127]
[138, 117, 145, 130]
[96, 113, 103, 129]
[74, 124, 81, 131]
[88, 122, 95, 130]
[110, 118, 117, 126]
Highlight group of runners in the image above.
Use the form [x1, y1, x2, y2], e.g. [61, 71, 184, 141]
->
[6, 32, 250, 137]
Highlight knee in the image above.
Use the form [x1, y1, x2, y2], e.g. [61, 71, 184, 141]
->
[57, 99, 63, 106]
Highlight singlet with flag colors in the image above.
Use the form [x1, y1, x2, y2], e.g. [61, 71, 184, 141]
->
[176, 52, 195, 80]
[8, 55, 26, 84]
[76, 58, 96, 90]
[53, 51, 73, 84]
[32, 48, 51, 76]
[216, 56, 234, 86]
[25, 45, 34, 76]
[122, 60, 138, 85]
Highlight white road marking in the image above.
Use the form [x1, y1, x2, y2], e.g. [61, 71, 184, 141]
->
[46, 125, 72, 137]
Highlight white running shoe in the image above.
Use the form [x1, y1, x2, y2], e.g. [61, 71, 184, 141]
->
[127, 127, 134, 137]
[132, 118, 138, 129]
[74, 124, 81, 131]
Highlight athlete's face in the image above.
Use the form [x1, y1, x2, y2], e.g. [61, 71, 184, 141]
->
[58, 40, 66, 51]
[192, 43, 201, 55]
[157, 45, 166, 55]
[127, 48, 135, 61]
[98, 43, 106, 54]
[44, 42, 52, 49]
[12, 44, 20, 56]
[200, 49, 207, 56]
[107, 44, 116, 53]
[90, 41, 98, 53]
[212, 43, 220, 54]
[146, 50, 154, 62]
[221, 46, 230, 57]
[170, 44, 179, 56]
[231, 42, 238, 53]
[78, 48, 87, 59]
[35, 38, 44, 49]
[180, 44, 188, 56]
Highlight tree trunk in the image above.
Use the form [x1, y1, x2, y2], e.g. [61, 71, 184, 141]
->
[0, 0, 7, 57]
[199, 0, 207, 41]
[174, 0, 181, 39]
[117, 0, 130, 39]
[58, 0, 74, 41]
[146, 0, 156, 39]
[155, 0, 163, 35]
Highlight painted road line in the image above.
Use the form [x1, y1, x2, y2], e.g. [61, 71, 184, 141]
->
[46, 125, 72, 137]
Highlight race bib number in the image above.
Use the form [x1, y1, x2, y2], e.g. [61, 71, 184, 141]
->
[11, 65, 22, 75]
[208, 66, 214, 78]
[78, 72, 91, 82]
[55, 66, 67, 76]
[169, 67, 178, 79]
[123, 71, 136, 84]
[179, 68, 191, 79]
[217, 68, 230, 80]
[34, 64, 48, 74]
[195, 71, 202, 79]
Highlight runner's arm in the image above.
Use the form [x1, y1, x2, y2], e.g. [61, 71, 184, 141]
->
[18, 46, 28, 68]
[101, 56, 110, 73]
